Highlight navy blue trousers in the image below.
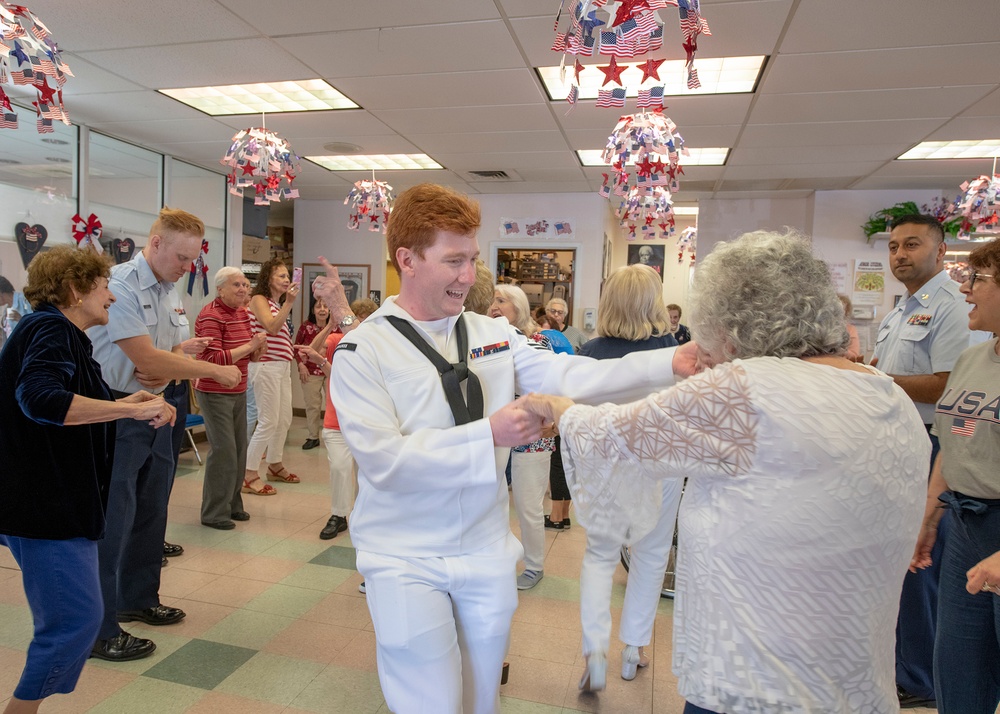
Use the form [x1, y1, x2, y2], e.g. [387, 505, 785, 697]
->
[164, 380, 189, 471]
[0, 535, 101, 700]
[895, 429, 943, 700]
[96, 417, 174, 639]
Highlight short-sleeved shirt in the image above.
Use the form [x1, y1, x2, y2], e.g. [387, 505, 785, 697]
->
[873, 269, 976, 424]
[88, 252, 187, 394]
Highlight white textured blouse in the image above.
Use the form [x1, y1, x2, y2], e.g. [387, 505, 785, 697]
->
[560, 357, 929, 714]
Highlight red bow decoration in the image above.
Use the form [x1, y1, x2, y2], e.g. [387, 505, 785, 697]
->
[71, 212, 103, 252]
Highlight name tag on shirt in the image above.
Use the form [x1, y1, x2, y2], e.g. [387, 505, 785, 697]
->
[907, 314, 932, 326]
[470, 341, 510, 360]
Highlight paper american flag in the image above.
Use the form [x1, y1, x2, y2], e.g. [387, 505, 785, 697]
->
[596, 87, 627, 107]
[637, 85, 665, 108]
[951, 417, 976, 437]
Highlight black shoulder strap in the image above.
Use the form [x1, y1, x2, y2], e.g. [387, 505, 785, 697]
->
[386, 314, 484, 425]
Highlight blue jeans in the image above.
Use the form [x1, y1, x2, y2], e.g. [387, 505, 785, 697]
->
[933, 493, 1000, 714]
[0, 535, 101, 700]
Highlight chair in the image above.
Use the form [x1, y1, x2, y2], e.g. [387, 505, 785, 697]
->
[184, 413, 205, 465]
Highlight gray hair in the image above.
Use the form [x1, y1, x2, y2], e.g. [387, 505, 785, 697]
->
[546, 297, 567, 311]
[494, 283, 538, 335]
[690, 230, 849, 361]
[214, 266, 245, 291]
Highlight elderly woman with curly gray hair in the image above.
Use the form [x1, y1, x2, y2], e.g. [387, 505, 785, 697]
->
[520, 230, 931, 714]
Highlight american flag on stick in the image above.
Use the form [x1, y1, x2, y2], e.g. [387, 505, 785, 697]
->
[637, 85, 665, 108]
[596, 87, 627, 107]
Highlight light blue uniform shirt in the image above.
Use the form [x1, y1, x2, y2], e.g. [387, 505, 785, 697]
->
[89, 252, 188, 394]
[873, 269, 978, 424]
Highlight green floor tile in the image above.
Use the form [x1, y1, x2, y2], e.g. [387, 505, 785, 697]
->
[215, 651, 326, 706]
[88, 630, 192, 675]
[143, 638, 256, 690]
[87, 676, 205, 714]
[164, 523, 239, 548]
[0, 603, 32, 648]
[523, 574, 580, 602]
[200, 609, 295, 649]
[500, 697, 564, 713]
[309, 543, 357, 570]
[280, 563, 354, 592]
[261, 538, 330, 562]
[244, 583, 327, 618]
[287, 663, 384, 713]
[212, 531, 285, 555]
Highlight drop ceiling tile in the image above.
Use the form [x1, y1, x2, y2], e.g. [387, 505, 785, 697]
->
[740, 119, 942, 148]
[850, 176, 967, 191]
[781, 0, 1000, 53]
[750, 86, 995, 124]
[557, 95, 754, 132]
[728, 145, 909, 166]
[78, 39, 315, 89]
[332, 69, 546, 110]
[212, 111, 396, 137]
[468, 181, 592, 193]
[371, 105, 558, 135]
[763, 44, 1000, 94]
[275, 22, 523, 78]
[409, 130, 568, 154]
[925, 117, 1000, 141]
[961, 88, 1000, 117]
[88, 118, 234, 146]
[723, 162, 883, 180]
[218, 0, 500, 35]
[21, 0, 259, 52]
[432, 151, 579, 171]
[866, 158, 997, 178]
[515, 167, 589, 182]
[292, 135, 422, 156]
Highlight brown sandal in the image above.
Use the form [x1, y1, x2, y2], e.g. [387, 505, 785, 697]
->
[242, 477, 277, 496]
[266, 465, 300, 483]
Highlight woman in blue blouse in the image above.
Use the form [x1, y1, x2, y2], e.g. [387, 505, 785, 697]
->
[0, 246, 173, 714]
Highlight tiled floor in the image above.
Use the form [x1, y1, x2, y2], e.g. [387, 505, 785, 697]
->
[0, 418, 939, 713]
[0, 418, 686, 713]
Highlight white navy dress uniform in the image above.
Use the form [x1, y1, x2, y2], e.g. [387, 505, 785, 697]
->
[330, 295, 681, 714]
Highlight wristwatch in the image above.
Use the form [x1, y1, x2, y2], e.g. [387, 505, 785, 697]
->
[338, 314, 357, 329]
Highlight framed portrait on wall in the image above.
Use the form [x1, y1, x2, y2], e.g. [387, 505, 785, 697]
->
[300, 263, 371, 320]
[627, 244, 665, 281]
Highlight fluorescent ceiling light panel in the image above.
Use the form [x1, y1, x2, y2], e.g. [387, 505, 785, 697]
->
[305, 154, 443, 171]
[577, 147, 728, 166]
[672, 206, 699, 215]
[538, 55, 764, 100]
[158, 80, 358, 115]
[898, 140, 1000, 160]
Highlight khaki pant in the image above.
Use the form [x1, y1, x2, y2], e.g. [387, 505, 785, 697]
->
[301, 374, 326, 440]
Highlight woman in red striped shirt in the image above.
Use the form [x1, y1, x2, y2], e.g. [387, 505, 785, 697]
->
[244, 257, 299, 494]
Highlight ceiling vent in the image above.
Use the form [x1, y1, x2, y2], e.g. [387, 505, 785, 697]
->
[467, 169, 520, 181]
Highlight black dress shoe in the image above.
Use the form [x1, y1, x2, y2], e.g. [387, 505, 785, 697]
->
[117, 605, 186, 626]
[897, 685, 936, 709]
[302, 438, 321, 450]
[231, 510, 250, 521]
[91, 630, 156, 661]
[544, 515, 564, 530]
[161, 556, 168, 567]
[163, 542, 184, 557]
[320, 515, 348, 540]
[202, 520, 236, 530]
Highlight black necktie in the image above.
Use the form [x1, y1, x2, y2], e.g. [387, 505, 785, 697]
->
[386, 315, 484, 425]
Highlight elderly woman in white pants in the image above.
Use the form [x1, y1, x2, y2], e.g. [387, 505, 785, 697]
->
[489, 284, 555, 591]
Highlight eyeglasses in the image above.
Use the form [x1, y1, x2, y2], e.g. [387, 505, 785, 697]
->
[968, 272, 995, 289]
[546, 308, 566, 315]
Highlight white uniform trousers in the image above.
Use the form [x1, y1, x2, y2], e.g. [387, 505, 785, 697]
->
[580, 479, 683, 655]
[321, 427, 357, 518]
[245, 360, 293, 468]
[509, 450, 552, 572]
[356, 532, 522, 714]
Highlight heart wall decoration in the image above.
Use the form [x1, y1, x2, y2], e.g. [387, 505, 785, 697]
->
[14, 221, 47, 268]
[111, 237, 135, 264]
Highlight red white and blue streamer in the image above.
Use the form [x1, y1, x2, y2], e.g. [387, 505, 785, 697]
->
[344, 178, 394, 233]
[221, 127, 301, 206]
[187, 240, 209, 297]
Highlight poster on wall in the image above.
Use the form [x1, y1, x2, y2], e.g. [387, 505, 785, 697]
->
[827, 261, 850, 295]
[627, 244, 665, 280]
[499, 218, 575, 240]
[852, 259, 886, 306]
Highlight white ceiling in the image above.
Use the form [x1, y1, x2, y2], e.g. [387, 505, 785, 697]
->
[6, 0, 1000, 202]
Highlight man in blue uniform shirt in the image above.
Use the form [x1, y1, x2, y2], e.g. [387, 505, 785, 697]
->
[88, 208, 240, 661]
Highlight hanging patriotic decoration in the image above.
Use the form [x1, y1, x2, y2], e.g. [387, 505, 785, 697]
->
[552, 0, 710, 109]
[344, 178, 394, 233]
[600, 110, 686, 239]
[0, 2, 72, 132]
[677, 225, 696, 263]
[945, 172, 1000, 237]
[187, 239, 209, 296]
[71, 212, 103, 253]
[221, 127, 300, 206]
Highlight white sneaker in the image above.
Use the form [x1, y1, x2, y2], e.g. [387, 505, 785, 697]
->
[358, 581, 366, 594]
[516, 570, 543, 590]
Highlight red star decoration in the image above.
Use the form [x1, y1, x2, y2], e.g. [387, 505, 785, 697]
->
[612, 0, 650, 28]
[645, 215, 655, 226]
[574, 59, 585, 83]
[649, 158, 667, 175]
[637, 57, 665, 83]
[226, 172, 236, 186]
[597, 56, 626, 87]
[635, 156, 655, 176]
[240, 162, 256, 177]
[659, 222, 671, 233]
[254, 182, 266, 195]
[284, 170, 296, 184]
[35, 79, 57, 105]
[267, 174, 281, 190]
[683, 37, 698, 62]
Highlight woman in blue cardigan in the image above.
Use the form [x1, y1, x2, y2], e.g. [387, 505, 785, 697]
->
[0, 246, 173, 714]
